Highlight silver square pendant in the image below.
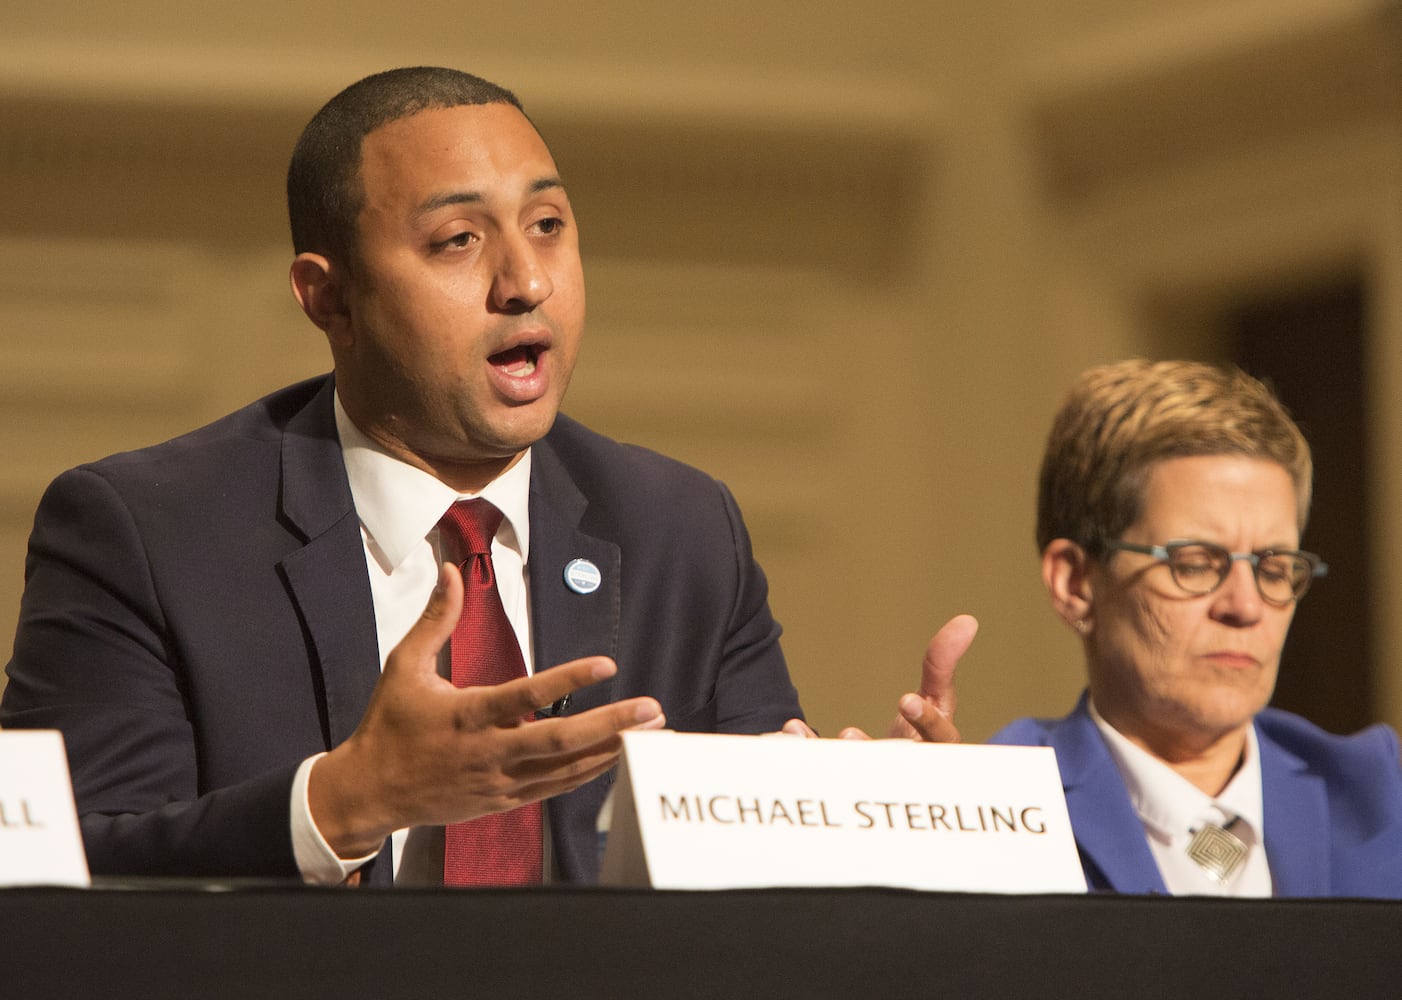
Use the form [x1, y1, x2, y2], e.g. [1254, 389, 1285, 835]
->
[1186, 823, 1248, 884]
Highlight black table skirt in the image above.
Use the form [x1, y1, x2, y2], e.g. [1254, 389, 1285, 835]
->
[3, 884, 1398, 998]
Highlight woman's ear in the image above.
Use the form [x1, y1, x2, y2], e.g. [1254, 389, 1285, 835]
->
[1042, 538, 1095, 636]
[289, 253, 352, 348]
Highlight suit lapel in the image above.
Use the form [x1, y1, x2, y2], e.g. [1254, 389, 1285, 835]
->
[1052, 701, 1169, 894]
[526, 434, 621, 712]
[527, 432, 622, 882]
[275, 377, 381, 751]
[1259, 722, 1330, 896]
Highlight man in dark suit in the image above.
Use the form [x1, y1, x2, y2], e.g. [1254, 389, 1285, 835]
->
[2, 68, 962, 885]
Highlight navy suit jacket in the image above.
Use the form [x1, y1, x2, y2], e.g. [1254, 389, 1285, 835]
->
[991, 693, 1402, 897]
[2, 375, 802, 884]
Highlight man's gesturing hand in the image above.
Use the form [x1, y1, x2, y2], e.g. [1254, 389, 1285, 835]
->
[796, 614, 977, 743]
[309, 561, 664, 858]
[874, 614, 977, 742]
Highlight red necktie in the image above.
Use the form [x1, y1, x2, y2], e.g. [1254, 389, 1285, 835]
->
[438, 499, 543, 886]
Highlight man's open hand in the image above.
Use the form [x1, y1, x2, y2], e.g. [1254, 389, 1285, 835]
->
[309, 561, 665, 857]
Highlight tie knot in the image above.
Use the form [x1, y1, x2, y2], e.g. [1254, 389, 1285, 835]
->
[439, 499, 504, 557]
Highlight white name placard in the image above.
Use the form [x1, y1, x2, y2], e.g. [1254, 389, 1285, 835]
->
[0, 730, 90, 887]
[600, 731, 1085, 894]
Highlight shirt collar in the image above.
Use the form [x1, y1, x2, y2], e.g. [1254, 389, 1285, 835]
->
[1088, 698, 1265, 841]
[334, 392, 533, 574]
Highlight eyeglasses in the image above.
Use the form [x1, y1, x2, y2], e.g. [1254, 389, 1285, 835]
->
[1103, 539, 1328, 606]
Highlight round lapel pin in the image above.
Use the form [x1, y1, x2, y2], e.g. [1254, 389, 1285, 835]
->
[563, 558, 602, 595]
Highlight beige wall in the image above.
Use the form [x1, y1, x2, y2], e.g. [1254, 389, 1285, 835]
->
[1, 0, 1399, 740]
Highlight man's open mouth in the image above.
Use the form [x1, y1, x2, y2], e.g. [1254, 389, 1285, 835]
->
[489, 344, 539, 377]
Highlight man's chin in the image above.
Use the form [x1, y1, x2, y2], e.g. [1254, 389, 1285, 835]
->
[466, 405, 562, 459]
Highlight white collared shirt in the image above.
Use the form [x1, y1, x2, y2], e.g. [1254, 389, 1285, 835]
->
[1089, 699, 1273, 897]
[290, 394, 535, 886]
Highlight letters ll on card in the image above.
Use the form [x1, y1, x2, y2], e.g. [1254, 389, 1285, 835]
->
[599, 731, 1085, 893]
[0, 730, 91, 887]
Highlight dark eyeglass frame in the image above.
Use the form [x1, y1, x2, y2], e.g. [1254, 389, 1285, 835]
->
[1102, 539, 1328, 606]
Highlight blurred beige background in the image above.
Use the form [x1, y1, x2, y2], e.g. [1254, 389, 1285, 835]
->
[1, 0, 1399, 741]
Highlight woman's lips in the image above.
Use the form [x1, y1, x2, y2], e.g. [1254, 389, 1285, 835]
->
[1203, 651, 1260, 669]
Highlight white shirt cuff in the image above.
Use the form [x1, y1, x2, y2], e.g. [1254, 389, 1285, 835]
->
[290, 753, 380, 886]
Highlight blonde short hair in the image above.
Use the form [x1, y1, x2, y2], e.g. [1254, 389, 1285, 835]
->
[1036, 359, 1313, 554]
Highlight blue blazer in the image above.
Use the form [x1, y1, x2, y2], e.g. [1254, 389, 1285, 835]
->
[2, 375, 802, 884]
[991, 693, 1402, 897]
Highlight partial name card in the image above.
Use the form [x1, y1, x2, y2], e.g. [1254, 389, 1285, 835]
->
[0, 730, 90, 887]
[600, 731, 1085, 894]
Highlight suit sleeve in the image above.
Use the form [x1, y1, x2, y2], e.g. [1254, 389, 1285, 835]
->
[703, 480, 803, 733]
[1, 467, 301, 878]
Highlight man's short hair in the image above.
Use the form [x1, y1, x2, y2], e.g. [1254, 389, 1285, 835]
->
[1036, 358, 1314, 555]
[287, 67, 525, 268]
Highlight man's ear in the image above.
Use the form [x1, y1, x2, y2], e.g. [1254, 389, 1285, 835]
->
[1042, 539, 1095, 636]
[289, 253, 351, 348]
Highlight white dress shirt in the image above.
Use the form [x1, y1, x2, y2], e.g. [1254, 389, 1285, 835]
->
[290, 394, 535, 886]
[1088, 699, 1272, 896]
